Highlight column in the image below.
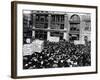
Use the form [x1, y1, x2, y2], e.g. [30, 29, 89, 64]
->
[32, 13, 36, 38]
[47, 14, 51, 41]
[64, 14, 69, 41]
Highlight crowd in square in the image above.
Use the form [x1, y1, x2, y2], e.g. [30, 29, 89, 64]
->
[23, 40, 91, 69]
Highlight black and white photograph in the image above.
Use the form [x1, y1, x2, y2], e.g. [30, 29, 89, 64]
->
[23, 10, 91, 69]
[11, 1, 97, 78]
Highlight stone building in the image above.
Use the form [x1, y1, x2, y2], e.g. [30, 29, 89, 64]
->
[23, 10, 91, 44]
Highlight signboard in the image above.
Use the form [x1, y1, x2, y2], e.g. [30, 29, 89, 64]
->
[23, 39, 44, 56]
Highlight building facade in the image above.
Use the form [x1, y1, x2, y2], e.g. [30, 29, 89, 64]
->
[23, 10, 91, 44]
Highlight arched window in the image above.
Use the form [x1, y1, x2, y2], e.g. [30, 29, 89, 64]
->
[69, 14, 80, 42]
[70, 14, 80, 23]
[69, 14, 80, 31]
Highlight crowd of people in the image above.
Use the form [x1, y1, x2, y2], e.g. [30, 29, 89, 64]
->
[23, 40, 91, 69]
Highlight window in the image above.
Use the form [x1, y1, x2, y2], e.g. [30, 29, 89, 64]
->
[69, 14, 80, 33]
[84, 36, 88, 41]
[60, 24, 64, 29]
[70, 14, 80, 23]
[69, 34, 79, 41]
[23, 14, 33, 28]
[23, 14, 33, 44]
[50, 32, 64, 40]
[35, 30, 47, 40]
[50, 32, 60, 36]
[84, 22, 91, 31]
[51, 15, 64, 29]
[35, 14, 48, 29]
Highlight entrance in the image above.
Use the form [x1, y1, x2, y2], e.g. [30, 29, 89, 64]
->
[35, 30, 47, 40]
[69, 34, 79, 42]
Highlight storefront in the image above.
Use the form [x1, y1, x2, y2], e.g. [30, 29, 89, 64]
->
[23, 10, 91, 44]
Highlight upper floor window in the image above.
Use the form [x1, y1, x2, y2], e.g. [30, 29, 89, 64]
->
[69, 14, 80, 23]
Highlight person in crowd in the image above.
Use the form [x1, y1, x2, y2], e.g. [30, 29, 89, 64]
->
[23, 39, 91, 69]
